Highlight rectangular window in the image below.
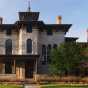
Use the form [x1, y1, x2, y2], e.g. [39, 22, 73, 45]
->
[53, 44, 57, 49]
[47, 29, 52, 35]
[47, 31, 52, 35]
[27, 23, 32, 33]
[6, 29, 11, 35]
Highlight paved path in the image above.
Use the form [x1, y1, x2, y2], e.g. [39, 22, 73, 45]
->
[24, 84, 40, 88]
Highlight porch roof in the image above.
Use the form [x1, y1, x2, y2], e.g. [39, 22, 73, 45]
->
[0, 55, 39, 60]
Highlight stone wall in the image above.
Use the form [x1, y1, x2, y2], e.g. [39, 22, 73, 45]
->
[0, 27, 65, 55]
[0, 27, 39, 55]
[18, 27, 39, 55]
[37, 30, 65, 74]
[0, 29, 18, 55]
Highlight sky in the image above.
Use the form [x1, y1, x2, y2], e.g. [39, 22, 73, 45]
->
[0, 0, 88, 42]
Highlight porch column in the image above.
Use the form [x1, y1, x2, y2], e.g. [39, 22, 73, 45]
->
[13, 59, 16, 74]
[2, 63, 5, 74]
[35, 59, 37, 74]
[16, 62, 25, 79]
[34, 59, 38, 81]
[18, 28, 23, 54]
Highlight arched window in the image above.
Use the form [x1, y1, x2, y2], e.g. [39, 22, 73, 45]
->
[47, 44, 51, 55]
[27, 39, 32, 53]
[47, 44, 52, 62]
[42, 45, 46, 56]
[5, 39, 12, 55]
[42, 45, 47, 64]
[53, 44, 57, 49]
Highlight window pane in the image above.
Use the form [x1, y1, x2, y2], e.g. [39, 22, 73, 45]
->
[5, 39, 12, 55]
[27, 39, 32, 53]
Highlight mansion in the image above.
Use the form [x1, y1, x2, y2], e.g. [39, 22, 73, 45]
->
[0, 7, 73, 81]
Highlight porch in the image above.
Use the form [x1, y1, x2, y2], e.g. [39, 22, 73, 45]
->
[0, 55, 39, 81]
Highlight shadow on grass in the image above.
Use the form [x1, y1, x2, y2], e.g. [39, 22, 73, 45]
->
[41, 84, 88, 88]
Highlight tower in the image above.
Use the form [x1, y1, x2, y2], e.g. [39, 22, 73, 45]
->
[18, 0, 40, 21]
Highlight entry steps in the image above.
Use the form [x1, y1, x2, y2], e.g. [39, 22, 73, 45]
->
[24, 84, 40, 88]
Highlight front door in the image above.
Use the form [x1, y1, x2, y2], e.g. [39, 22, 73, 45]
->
[25, 61, 34, 78]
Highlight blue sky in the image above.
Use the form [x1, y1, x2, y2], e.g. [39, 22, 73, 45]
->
[0, 0, 88, 42]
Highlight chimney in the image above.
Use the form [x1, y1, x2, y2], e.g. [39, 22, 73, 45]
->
[0, 17, 3, 24]
[56, 16, 62, 24]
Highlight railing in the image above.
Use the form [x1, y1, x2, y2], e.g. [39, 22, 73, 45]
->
[34, 74, 88, 84]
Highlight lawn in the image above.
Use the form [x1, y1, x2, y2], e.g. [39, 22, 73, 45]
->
[0, 84, 23, 88]
[0, 84, 88, 88]
[41, 84, 88, 88]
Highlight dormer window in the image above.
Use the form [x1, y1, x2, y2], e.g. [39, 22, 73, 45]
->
[26, 23, 32, 33]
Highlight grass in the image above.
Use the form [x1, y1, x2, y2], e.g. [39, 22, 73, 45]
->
[0, 84, 23, 88]
[0, 83, 88, 88]
[41, 84, 88, 88]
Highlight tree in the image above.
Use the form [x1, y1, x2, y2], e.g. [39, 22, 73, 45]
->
[49, 42, 85, 76]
